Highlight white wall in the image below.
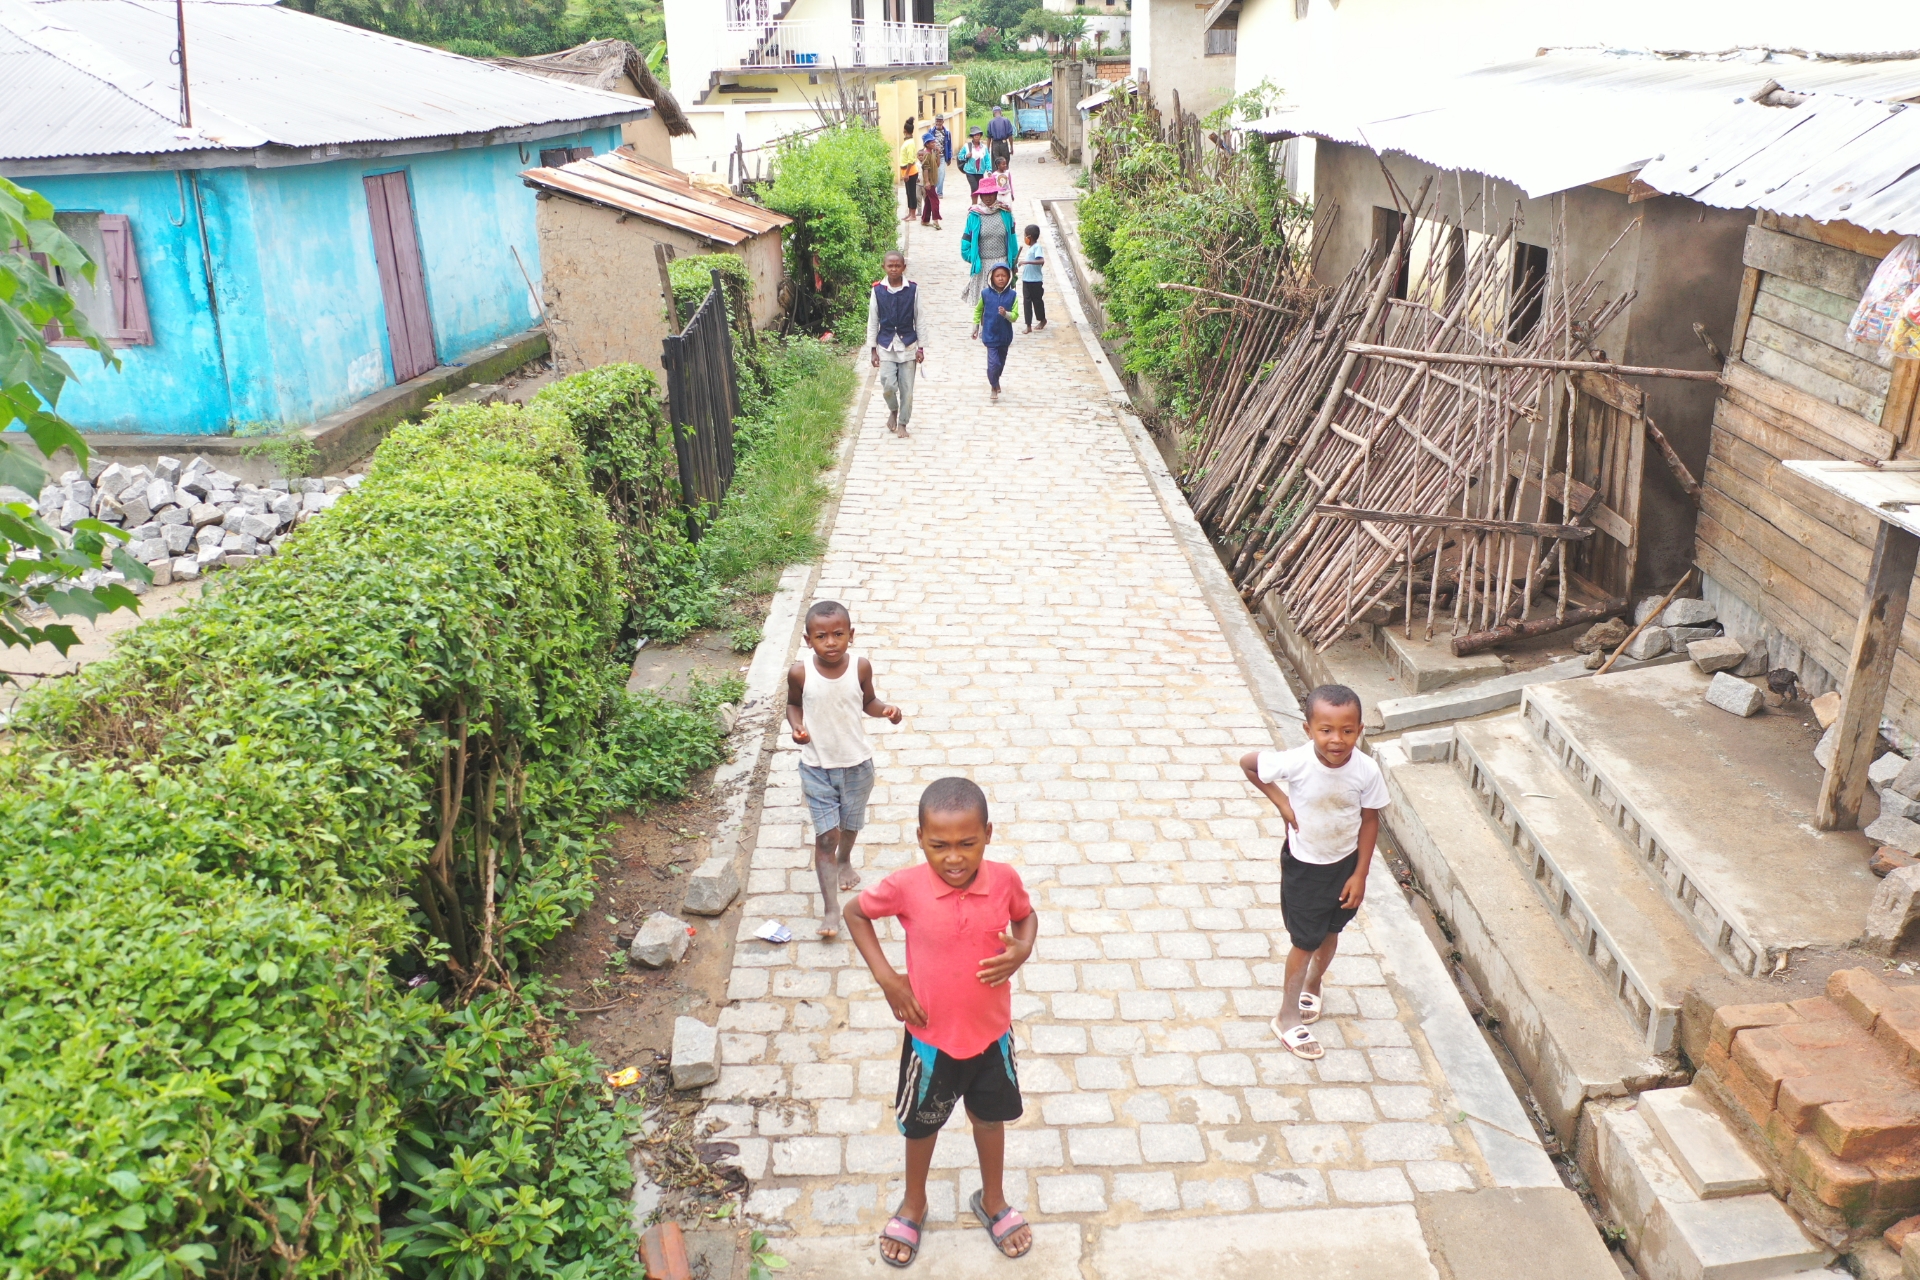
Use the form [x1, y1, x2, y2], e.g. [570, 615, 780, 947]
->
[1231, 0, 1920, 109]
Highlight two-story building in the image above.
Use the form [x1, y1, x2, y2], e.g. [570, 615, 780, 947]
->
[663, 0, 964, 178]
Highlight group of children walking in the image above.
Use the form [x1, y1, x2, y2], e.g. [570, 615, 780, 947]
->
[875, 119, 1048, 421]
[785, 596, 1390, 1266]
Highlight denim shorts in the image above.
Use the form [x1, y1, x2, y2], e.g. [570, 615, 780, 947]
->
[799, 758, 875, 834]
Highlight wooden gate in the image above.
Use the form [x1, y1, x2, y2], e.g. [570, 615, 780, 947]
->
[1566, 370, 1646, 605]
[364, 171, 436, 383]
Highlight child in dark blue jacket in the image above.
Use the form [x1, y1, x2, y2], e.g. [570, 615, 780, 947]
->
[975, 264, 1019, 401]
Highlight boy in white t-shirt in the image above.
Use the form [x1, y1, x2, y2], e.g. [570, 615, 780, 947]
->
[1239, 684, 1389, 1061]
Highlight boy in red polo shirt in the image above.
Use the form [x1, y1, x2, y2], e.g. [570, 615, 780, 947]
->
[844, 776, 1038, 1268]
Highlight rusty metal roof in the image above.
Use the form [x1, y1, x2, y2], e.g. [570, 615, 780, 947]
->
[491, 38, 693, 138]
[1637, 94, 1920, 236]
[1253, 48, 1920, 199]
[0, 0, 651, 166]
[521, 149, 791, 245]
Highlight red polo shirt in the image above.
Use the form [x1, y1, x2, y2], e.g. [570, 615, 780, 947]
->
[856, 860, 1033, 1059]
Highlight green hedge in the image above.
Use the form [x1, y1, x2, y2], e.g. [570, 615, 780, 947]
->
[764, 123, 895, 331]
[0, 397, 645, 1278]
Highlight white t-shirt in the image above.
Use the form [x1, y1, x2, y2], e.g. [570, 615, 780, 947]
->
[1256, 744, 1391, 865]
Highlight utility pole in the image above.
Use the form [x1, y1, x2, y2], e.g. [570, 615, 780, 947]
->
[174, 0, 192, 128]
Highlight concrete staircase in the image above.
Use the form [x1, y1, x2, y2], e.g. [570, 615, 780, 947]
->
[1376, 661, 1878, 1278]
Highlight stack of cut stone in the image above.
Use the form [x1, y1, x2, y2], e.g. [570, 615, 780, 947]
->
[32, 456, 363, 589]
[1865, 751, 1920, 869]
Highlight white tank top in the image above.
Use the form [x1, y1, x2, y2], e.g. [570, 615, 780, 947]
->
[799, 650, 872, 769]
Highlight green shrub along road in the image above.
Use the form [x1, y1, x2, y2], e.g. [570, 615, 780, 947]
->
[0, 349, 849, 1276]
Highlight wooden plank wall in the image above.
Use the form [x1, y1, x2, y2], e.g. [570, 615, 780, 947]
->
[1696, 213, 1920, 730]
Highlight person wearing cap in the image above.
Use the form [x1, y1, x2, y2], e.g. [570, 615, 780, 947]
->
[957, 126, 991, 200]
[960, 174, 1017, 335]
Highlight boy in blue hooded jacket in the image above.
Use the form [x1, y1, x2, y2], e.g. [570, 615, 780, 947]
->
[974, 264, 1019, 401]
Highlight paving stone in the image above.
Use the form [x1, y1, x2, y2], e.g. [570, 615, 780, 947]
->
[1255, 1169, 1330, 1208]
[1112, 1171, 1181, 1211]
[1329, 1168, 1416, 1203]
[1282, 1124, 1354, 1163]
[1310, 1088, 1379, 1122]
[683, 855, 740, 915]
[809, 1182, 876, 1226]
[1004, 1129, 1065, 1168]
[1042, 1093, 1116, 1125]
[1688, 637, 1747, 674]
[791, 1063, 853, 1099]
[1197, 1053, 1257, 1086]
[1245, 1088, 1303, 1122]
[1179, 1178, 1253, 1211]
[1074, 1057, 1129, 1090]
[1132, 1054, 1199, 1086]
[770, 1136, 840, 1176]
[1361, 1122, 1453, 1162]
[630, 911, 691, 968]
[1625, 626, 1670, 660]
[1406, 1161, 1475, 1193]
[1031, 1025, 1089, 1054]
[1373, 1086, 1436, 1119]
[1037, 1174, 1108, 1213]
[1067, 1128, 1142, 1166]
[1316, 1049, 1374, 1083]
[1139, 1123, 1205, 1163]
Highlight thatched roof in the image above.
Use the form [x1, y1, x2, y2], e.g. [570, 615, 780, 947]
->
[492, 39, 693, 138]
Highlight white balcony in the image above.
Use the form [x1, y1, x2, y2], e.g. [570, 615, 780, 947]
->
[720, 18, 949, 71]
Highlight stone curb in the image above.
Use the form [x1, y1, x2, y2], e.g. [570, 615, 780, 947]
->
[1042, 197, 1559, 1192]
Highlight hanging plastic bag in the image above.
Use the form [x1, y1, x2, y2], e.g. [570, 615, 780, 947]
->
[1850, 235, 1920, 348]
[1889, 280, 1920, 361]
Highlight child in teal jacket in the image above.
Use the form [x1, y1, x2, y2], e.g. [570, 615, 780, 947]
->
[975, 264, 1019, 401]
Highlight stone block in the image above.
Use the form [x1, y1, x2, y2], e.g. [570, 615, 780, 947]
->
[130, 538, 168, 564]
[1661, 598, 1719, 627]
[1397, 727, 1454, 763]
[1868, 818, 1920, 857]
[162, 523, 193, 554]
[148, 559, 173, 588]
[683, 854, 740, 916]
[1876, 849, 1920, 878]
[631, 911, 691, 968]
[1866, 867, 1920, 953]
[221, 532, 259, 555]
[1814, 692, 1846, 731]
[1688, 637, 1747, 674]
[1705, 672, 1763, 718]
[1895, 757, 1920, 802]
[1639, 1086, 1770, 1198]
[671, 1016, 719, 1090]
[171, 557, 200, 581]
[144, 479, 176, 511]
[1813, 1094, 1920, 1162]
[1879, 753, 1915, 787]
[155, 505, 190, 526]
[1625, 626, 1671, 660]
[1735, 645, 1771, 677]
[1574, 617, 1630, 653]
[1883, 792, 1920, 823]
[188, 502, 224, 527]
[1668, 624, 1720, 646]
[1818, 723, 1840, 770]
[154, 456, 181, 483]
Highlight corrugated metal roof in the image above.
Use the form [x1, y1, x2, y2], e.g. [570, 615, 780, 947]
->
[1251, 49, 1920, 199]
[1637, 94, 1920, 236]
[490, 37, 693, 138]
[521, 149, 791, 245]
[0, 0, 652, 164]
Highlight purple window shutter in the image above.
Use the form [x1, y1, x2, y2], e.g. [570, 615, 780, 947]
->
[97, 214, 152, 345]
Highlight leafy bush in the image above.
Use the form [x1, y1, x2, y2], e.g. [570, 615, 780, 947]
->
[764, 124, 895, 332]
[601, 674, 744, 810]
[0, 399, 642, 1277]
[533, 365, 713, 641]
[298, 0, 663, 58]
[666, 252, 752, 336]
[961, 58, 1049, 114]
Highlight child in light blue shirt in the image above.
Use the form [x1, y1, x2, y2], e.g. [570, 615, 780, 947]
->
[1016, 225, 1047, 333]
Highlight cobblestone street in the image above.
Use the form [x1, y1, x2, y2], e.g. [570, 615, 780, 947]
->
[703, 143, 1567, 1277]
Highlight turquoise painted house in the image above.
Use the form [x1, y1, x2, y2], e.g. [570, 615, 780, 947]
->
[0, 0, 655, 435]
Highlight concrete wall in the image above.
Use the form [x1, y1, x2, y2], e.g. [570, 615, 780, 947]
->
[1135, 0, 1234, 118]
[20, 124, 617, 434]
[1310, 141, 1748, 593]
[537, 196, 787, 379]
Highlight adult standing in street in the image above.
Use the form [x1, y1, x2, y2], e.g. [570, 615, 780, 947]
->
[929, 114, 954, 203]
[898, 117, 920, 222]
[960, 174, 1017, 336]
[957, 125, 991, 199]
[917, 133, 943, 229]
[866, 250, 923, 437]
[986, 106, 1014, 169]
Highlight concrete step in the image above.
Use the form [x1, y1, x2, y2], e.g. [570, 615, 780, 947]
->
[1521, 663, 1877, 975]
[1588, 1101, 1832, 1280]
[1377, 741, 1686, 1146]
[1638, 1086, 1771, 1199]
[1453, 717, 1724, 1053]
[1369, 620, 1505, 694]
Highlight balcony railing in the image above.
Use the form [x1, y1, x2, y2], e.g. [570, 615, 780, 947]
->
[720, 19, 949, 71]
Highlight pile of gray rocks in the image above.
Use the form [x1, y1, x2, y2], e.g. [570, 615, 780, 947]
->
[31, 455, 364, 589]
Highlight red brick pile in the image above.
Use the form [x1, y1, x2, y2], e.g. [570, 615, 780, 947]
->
[1692, 969, 1920, 1240]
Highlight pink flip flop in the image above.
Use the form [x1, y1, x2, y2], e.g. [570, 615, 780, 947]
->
[879, 1213, 921, 1268]
[969, 1190, 1031, 1259]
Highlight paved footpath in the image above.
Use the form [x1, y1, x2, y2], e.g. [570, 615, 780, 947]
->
[703, 142, 1580, 1278]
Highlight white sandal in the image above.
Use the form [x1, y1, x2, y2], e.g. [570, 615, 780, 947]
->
[1297, 991, 1322, 1024]
[1272, 1020, 1325, 1060]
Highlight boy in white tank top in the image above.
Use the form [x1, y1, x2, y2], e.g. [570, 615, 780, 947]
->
[788, 600, 903, 938]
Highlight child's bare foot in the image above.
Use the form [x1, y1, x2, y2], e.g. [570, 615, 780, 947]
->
[837, 861, 861, 892]
[818, 908, 841, 939]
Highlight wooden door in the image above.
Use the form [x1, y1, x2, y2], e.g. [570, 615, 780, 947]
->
[364, 171, 436, 383]
[1567, 371, 1646, 603]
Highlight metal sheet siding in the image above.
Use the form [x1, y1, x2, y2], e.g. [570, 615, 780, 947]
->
[0, 0, 650, 162]
[520, 150, 793, 244]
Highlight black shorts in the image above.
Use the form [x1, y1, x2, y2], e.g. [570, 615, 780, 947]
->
[1281, 845, 1360, 950]
[894, 1030, 1023, 1139]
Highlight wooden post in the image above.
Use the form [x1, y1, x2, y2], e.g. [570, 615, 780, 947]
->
[1818, 520, 1920, 830]
[655, 241, 679, 334]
